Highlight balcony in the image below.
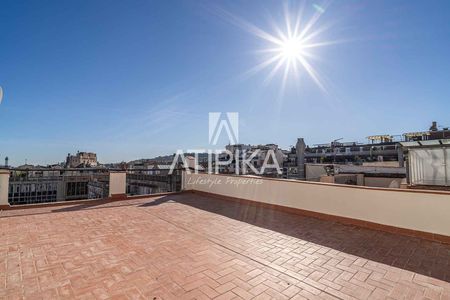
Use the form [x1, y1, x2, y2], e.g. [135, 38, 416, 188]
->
[1, 169, 182, 206]
[0, 170, 450, 298]
[6, 168, 111, 205]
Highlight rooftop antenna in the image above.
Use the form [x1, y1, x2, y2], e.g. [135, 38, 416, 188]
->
[331, 138, 343, 164]
[331, 138, 343, 145]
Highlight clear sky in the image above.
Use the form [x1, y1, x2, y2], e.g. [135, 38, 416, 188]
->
[1, 0, 449, 166]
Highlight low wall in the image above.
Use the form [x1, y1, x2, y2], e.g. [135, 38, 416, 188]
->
[109, 171, 126, 197]
[0, 170, 9, 207]
[184, 173, 450, 240]
[364, 177, 402, 188]
[305, 164, 327, 181]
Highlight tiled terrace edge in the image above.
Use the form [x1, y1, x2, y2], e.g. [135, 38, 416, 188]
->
[0, 192, 183, 211]
[184, 173, 450, 244]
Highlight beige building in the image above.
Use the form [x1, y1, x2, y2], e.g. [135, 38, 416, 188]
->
[66, 151, 98, 168]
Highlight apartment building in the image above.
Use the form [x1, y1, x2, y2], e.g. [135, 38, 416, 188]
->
[294, 121, 448, 166]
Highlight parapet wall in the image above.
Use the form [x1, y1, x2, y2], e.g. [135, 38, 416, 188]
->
[184, 172, 450, 241]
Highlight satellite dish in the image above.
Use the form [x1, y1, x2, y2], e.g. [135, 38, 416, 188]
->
[0, 86, 3, 104]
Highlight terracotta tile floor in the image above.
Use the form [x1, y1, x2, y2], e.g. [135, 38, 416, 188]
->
[1, 192, 450, 299]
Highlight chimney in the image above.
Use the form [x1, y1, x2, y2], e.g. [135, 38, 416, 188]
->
[296, 138, 306, 180]
[4, 157, 8, 167]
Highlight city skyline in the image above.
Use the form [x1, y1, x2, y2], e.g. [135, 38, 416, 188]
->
[1, 119, 445, 167]
[1, 0, 450, 166]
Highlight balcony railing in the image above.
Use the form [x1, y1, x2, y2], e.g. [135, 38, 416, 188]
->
[7, 168, 110, 205]
[126, 169, 182, 196]
[0, 168, 183, 207]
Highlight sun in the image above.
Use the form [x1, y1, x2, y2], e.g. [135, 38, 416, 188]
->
[280, 38, 305, 60]
[215, 3, 336, 94]
[253, 5, 331, 93]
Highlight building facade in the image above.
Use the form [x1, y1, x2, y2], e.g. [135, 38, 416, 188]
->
[66, 151, 98, 168]
[8, 167, 109, 205]
[218, 144, 285, 176]
[293, 121, 449, 167]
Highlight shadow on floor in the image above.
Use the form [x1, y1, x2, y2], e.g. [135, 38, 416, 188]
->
[139, 196, 173, 207]
[50, 195, 175, 213]
[143, 193, 450, 283]
[0, 195, 173, 219]
[51, 200, 113, 212]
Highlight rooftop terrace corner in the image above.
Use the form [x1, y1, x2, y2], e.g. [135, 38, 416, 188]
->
[1, 187, 450, 299]
[183, 172, 450, 243]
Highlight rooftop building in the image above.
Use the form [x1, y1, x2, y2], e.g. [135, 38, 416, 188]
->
[401, 138, 450, 188]
[66, 151, 98, 168]
[297, 121, 449, 166]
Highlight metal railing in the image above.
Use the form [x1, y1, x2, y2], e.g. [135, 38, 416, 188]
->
[126, 169, 182, 196]
[8, 168, 111, 205]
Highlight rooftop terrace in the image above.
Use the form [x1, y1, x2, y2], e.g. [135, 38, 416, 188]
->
[1, 192, 449, 299]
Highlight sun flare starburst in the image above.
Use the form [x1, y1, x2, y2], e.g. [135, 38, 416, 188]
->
[216, 3, 335, 94]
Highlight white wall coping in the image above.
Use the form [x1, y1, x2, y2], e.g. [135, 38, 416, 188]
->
[184, 173, 450, 238]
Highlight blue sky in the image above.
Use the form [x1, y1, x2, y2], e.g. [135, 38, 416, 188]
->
[1, 0, 449, 166]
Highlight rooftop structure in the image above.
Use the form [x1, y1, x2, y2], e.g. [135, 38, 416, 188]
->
[297, 121, 449, 166]
[401, 138, 450, 188]
[403, 121, 450, 141]
[305, 163, 407, 188]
